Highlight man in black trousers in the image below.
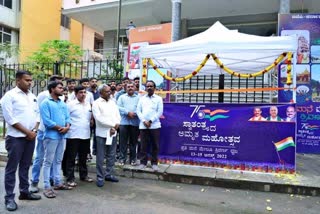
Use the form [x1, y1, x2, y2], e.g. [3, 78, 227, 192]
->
[1, 70, 41, 211]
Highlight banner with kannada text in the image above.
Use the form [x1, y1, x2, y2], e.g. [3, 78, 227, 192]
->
[278, 14, 320, 153]
[159, 103, 296, 173]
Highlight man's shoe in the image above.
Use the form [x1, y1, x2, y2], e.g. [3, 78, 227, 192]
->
[5, 199, 17, 211]
[137, 164, 146, 170]
[152, 164, 160, 171]
[30, 183, 39, 193]
[18, 192, 41, 200]
[104, 176, 119, 183]
[131, 160, 137, 166]
[80, 176, 93, 183]
[96, 180, 104, 187]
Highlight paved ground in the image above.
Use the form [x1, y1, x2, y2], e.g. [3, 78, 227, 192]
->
[1, 137, 320, 196]
[0, 166, 319, 214]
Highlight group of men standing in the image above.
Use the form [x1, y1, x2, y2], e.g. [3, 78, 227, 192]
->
[1, 71, 164, 211]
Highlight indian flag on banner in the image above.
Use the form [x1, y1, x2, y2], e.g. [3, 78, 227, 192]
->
[274, 137, 295, 151]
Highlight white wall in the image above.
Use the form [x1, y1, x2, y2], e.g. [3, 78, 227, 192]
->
[63, 0, 117, 10]
[82, 25, 95, 50]
[0, 0, 20, 29]
[60, 26, 70, 41]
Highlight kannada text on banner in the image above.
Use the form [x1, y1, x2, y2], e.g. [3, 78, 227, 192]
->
[278, 14, 320, 153]
[159, 103, 296, 173]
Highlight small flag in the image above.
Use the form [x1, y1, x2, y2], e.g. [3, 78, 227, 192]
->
[274, 137, 295, 151]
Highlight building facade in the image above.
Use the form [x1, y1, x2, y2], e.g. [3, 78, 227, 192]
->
[0, 0, 103, 63]
[62, 0, 320, 57]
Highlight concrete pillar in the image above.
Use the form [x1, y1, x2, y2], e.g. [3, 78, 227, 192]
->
[171, 0, 181, 41]
[181, 18, 188, 39]
[279, 0, 290, 14]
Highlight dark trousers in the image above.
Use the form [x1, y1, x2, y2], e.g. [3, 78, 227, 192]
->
[91, 123, 97, 154]
[119, 125, 139, 163]
[62, 148, 67, 176]
[139, 128, 160, 165]
[65, 138, 90, 182]
[4, 136, 35, 201]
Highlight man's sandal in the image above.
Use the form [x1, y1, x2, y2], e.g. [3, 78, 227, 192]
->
[43, 189, 56, 198]
[54, 184, 73, 190]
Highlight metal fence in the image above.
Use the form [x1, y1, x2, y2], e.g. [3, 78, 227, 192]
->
[0, 60, 276, 137]
[0, 60, 276, 102]
[170, 73, 274, 103]
[0, 60, 124, 97]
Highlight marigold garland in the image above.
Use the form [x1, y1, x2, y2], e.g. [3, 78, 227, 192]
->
[142, 58, 148, 84]
[211, 52, 288, 78]
[286, 52, 292, 85]
[147, 54, 210, 82]
[142, 52, 292, 84]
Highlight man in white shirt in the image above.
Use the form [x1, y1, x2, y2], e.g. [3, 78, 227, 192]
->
[92, 84, 120, 187]
[1, 70, 41, 211]
[136, 80, 163, 171]
[266, 106, 283, 121]
[65, 86, 93, 187]
[69, 78, 94, 105]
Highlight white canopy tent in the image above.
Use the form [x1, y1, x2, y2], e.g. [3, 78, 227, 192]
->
[140, 21, 298, 76]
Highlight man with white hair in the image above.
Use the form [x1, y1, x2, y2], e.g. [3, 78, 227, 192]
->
[92, 84, 121, 187]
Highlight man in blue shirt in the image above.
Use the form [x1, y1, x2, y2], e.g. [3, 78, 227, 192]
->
[117, 82, 140, 166]
[40, 81, 72, 198]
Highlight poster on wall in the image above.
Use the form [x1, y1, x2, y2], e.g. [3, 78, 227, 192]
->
[159, 103, 296, 173]
[126, 23, 172, 101]
[278, 14, 320, 154]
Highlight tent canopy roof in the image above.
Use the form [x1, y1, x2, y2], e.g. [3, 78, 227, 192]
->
[140, 21, 297, 75]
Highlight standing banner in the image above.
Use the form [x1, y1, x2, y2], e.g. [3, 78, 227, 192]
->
[159, 103, 296, 173]
[126, 23, 172, 101]
[278, 14, 320, 153]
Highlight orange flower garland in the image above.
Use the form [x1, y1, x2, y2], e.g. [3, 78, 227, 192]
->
[142, 52, 292, 83]
[147, 54, 210, 82]
[286, 52, 292, 85]
[211, 52, 288, 78]
[142, 58, 148, 84]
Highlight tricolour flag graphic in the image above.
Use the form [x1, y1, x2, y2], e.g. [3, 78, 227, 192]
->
[274, 137, 295, 151]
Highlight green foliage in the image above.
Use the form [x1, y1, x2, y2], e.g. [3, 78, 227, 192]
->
[27, 40, 83, 63]
[97, 59, 124, 80]
[25, 40, 84, 80]
[0, 42, 19, 63]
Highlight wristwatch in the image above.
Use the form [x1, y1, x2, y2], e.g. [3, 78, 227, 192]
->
[149, 120, 152, 124]
[32, 128, 38, 133]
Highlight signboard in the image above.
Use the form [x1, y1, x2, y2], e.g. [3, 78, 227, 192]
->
[126, 23, 172, 101]
[159, 103, 296, 173]
[278, 14, 320, 153]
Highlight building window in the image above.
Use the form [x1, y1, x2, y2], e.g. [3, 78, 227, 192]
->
[0, 0, 12, 9]
[61, 14, 71, 29]
[0, 25, 12, 44]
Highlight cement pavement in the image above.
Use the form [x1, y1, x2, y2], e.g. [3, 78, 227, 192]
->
[1, 138, 320, 196]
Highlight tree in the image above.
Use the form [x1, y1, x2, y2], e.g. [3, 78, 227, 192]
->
[0, 42, 19, 64]
[26, 40, 83, 79]
[0, 43, 20, 94]
[27, 40, 83, 63]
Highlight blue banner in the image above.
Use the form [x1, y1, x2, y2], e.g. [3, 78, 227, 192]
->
[278, 14, 320, 153]
[159, 103, 296, 173]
